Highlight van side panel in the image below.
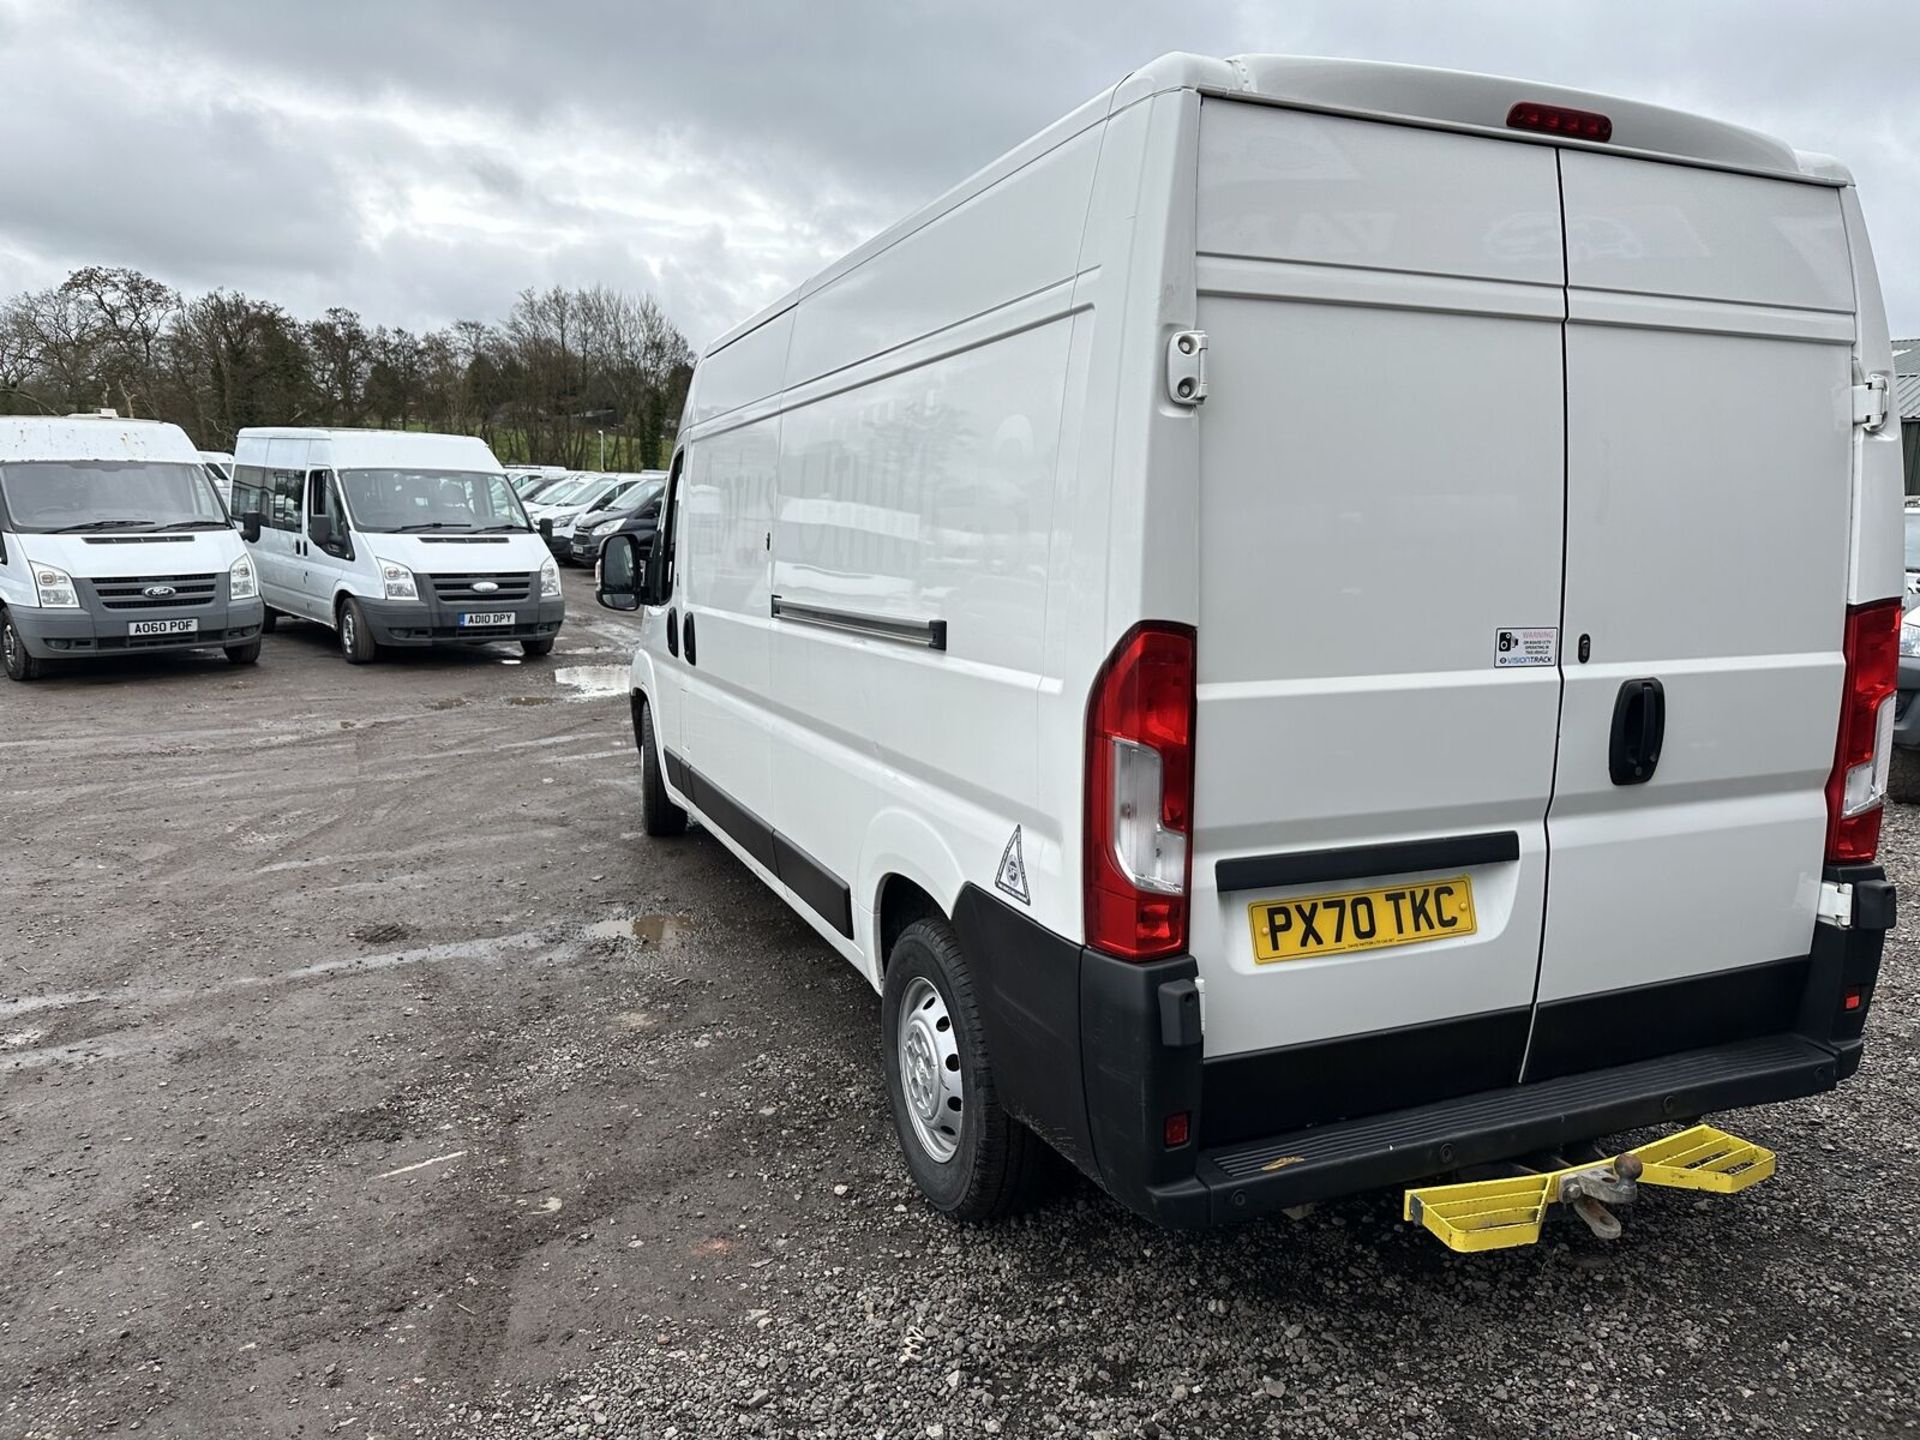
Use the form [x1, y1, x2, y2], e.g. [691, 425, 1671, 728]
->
[1187, 102, 1566, 1076]
[763, 123, 1103, 973]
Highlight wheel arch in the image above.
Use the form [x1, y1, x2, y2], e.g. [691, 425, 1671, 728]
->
[862, 807, 967, 980]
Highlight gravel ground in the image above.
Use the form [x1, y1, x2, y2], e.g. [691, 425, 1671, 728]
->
[3, 568, 1917, 1438]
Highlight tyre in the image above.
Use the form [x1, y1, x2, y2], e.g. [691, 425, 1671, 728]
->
[260, 608, 279, 634]
[1890, 744, 1920, 805]
[637, 698, 687, 837]
[224, 639, 262, 666]
[338, 596, 377, 664]
[882, 917, 1048, 1221]
[2, 609, 41, 682]
[521, 636, 555, 658]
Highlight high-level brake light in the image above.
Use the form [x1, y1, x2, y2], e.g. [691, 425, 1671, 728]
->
[1507, 101, 1613, 143]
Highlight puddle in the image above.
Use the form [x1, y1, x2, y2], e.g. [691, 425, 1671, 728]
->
[553, 665, 629, 701]
[506, 695, 555, 707]
[586, 914, 688, 946]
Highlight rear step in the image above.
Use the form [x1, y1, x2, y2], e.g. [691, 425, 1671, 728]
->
[1181, 1034, 1836, 1226]
[1404, 1124, 1775, 1252]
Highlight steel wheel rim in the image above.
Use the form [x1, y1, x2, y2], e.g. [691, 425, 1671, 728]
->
[897, 975, 963, 1163]
[341, 612, 355, 653]
[2, 622, 16, 670]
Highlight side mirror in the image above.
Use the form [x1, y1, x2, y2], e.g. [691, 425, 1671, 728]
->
[309, 515, 334, 549]
[596, 533, 643, 612]
[240, 511, 263, 544]
[538, 517, 554, 541]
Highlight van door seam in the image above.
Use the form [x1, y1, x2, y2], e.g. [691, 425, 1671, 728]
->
[1516, 147, 1574, 1085]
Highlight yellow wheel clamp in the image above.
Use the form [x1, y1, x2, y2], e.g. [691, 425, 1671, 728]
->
[1402, 1125, 1775, 1253]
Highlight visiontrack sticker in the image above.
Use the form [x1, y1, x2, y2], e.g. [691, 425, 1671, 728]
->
[996, 826, 1030, 905]
[1494, 627, 1558, 668]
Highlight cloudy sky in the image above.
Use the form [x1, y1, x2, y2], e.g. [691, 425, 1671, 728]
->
[2, 0, 1915, 349]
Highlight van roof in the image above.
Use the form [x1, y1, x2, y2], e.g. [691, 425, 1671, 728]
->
[0, 415, 202, 465]
[703, 52, 1842, 357]
[234, 427, 504, 473]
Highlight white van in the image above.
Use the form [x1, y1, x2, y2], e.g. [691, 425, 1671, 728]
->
[199, 450, 236, 510]
[0, 414, 263, 681]
[597, 55, 1901, 1228]
[233, 427, 565, 663]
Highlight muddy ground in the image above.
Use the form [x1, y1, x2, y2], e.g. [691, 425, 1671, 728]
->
[3, 567, 1917, 1439]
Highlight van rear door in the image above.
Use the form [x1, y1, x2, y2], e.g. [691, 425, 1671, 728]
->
[1523, 156, 1859, 1078]
[1187, 102, 1568, 1143]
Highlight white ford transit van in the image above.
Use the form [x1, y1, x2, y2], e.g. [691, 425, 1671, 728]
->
[233, 428, 565, 663]
[0, 414, 264, 681]
[598, 55, 1901, 1228]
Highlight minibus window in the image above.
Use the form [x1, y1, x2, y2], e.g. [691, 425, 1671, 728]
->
[0, 460, 229, 533]
[336, 469, 534, 533]
[1903, 510, 1920, 572]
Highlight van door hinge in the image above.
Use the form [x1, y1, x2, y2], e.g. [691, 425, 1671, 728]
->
[1853, 372, 1890, 432]
[1817, 879, 1854, 928]
[1167, 330, 1208, 406]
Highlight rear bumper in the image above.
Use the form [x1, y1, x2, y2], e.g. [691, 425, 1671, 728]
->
[360, 595, 566, 647]
[10, 598, 264, 657]
[951, 872, 1892, 1231]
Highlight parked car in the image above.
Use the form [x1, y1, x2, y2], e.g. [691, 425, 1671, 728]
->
[232, 427, 565, 662]
[596, 53, 1900, 1234]
[534, 473, 654, 559]
[567, 474, 665, 565]
[507, 465, 570, 498]
[1, 413, 263, 680]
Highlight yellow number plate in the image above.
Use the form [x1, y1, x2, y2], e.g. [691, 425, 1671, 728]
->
[1248, 876, 1476, 964]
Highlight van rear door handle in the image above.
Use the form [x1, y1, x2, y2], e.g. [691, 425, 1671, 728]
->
[666, 607, 679, 658]
[1608, 677, 1665, 786]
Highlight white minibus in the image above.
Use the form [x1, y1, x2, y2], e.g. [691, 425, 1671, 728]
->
[233, 427, 565, 663]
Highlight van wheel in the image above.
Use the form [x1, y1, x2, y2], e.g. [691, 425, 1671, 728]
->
[521, 636, 555, 658]
[882, 918, 1047, 1221]
[2, 610, 41, 682]
[1890, 745, 1920, 805]
[224, 639, 262, 666]
[637, 700, 687, 837]
[338, 597, 377, 664]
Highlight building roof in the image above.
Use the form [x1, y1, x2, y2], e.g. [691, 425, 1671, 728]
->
[1895, 372, 1920, 424]
[1893, 339, 1920, 374]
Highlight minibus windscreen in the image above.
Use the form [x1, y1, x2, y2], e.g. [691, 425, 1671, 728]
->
[340, 469, 534, 533]
[0, 460, 230, 532]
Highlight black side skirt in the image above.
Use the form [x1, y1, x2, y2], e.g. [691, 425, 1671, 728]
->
[662, 750, 853, 938]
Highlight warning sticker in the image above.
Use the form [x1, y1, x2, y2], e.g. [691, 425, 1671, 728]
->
[996, 826, 1030, 905]
[1494, 627, 1558, 668]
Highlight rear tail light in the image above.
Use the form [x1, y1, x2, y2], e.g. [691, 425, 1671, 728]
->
[1825, 599, 1901, 865]
[1085, 623, 1197, 959]
[1506, 101, 1613, 143]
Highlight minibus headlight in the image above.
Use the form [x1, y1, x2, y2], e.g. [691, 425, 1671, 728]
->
[31, 564, 79, 609]
[539, 557, 563, 599]
[376, 560, 419, 601]
[228, 554, 258, 602]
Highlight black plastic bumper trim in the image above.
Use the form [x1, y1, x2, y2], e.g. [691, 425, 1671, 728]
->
[1215, 830, 1520, 893]
[1179, 1033, 1838, 1227]
[1523, 955, 1809, 1084]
